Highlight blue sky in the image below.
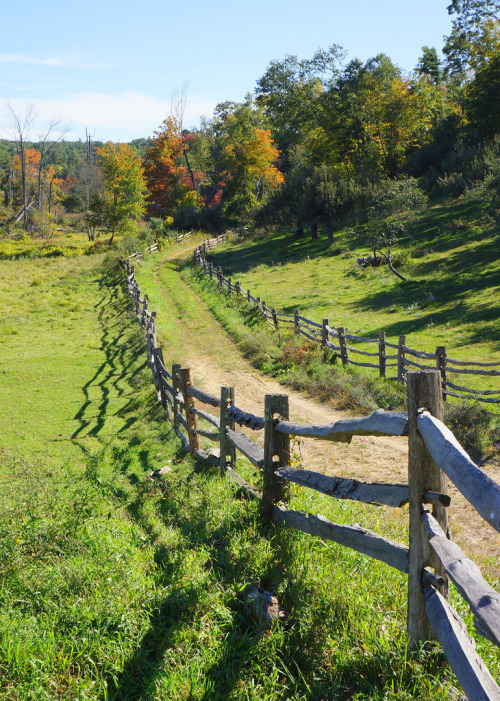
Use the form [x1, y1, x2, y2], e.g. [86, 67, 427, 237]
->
[0, 0, 454, 142]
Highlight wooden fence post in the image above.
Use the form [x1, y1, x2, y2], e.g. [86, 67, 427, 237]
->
[146, 317, 156, 382]
[172, 363, 181, 432]
[272, 308, 279, 330]
[379, 331, 386, 379]
[235, 281, 241, 297]
[321, 319, 329, 348]
[141, 294, 149, 327]
[227, 277, 232, 294]
[247, 289, 251, 302]
[218, 268, 223, 286]
[153, 347, 170, 419]
[407, 370, 449, 649]
[338, 327, 348, 366]
[220, 387, 236, 477]
[294, 309, 300, 335]
[134, 285, 140, 314]
[262, 394, 290, 522]
[435, 346, 447, 402]
[209, 262, 214, 279]
[397, 335, 406, 382]
[178, 368, 200, 454]
[150, 311, 157, 347]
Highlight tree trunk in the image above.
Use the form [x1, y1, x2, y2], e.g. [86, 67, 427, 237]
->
[325, 222, 335, 245]
[310, 220, 318, 239]
[20, 142, 27, 228]
[387, 257, 407, 282]
[183, 148, 196, 190]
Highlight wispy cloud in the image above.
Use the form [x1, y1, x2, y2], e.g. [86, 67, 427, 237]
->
[0, 53, 72, 67]
[0, 53, 114, 69]
[0, 92, 219, 141]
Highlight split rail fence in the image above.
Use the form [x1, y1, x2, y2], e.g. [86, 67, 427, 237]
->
[193, 246, 500, 407]
[126, 231, 194, 264]
[124, 256, 500, 700]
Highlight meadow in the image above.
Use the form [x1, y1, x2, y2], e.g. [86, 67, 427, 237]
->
[204, 198, 500, 370]
[0, 212, 498, 698]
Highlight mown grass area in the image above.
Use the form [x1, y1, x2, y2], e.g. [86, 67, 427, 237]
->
[206, 198, 500, 370]
[1, 248, 498, 699]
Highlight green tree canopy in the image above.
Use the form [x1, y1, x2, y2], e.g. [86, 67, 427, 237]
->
[96, 142, 146, 243]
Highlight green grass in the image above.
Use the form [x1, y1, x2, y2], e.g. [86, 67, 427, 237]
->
[1, 248, 498, 699]
[205, 199, 500, 369]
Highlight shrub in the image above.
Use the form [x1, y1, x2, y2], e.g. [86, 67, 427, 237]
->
[444, 401, 498, 454]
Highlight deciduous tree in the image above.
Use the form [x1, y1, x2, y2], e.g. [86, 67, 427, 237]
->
[96, 142, 146, 243]
[143, 116, 203, 219]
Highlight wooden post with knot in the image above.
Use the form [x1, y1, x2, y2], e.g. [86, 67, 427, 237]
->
[407, 370, 449, 649]
[261, 395, 290, 522]
[379, 331, 386, 378]
[435, 346, 447, 401]
[220, 387, 236, 477]
[178, 368, 200, 454]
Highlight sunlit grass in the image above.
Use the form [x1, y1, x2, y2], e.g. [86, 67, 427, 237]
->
[0, 245, 498, 699]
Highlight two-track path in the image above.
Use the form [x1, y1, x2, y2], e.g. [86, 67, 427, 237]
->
[141, 245, 500, 573]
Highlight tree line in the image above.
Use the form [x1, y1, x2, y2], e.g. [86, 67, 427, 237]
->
[1, 0, 499, 245]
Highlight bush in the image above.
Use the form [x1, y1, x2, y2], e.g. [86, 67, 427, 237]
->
[444, 401, 498, 454]
[434, 172, 469, 197]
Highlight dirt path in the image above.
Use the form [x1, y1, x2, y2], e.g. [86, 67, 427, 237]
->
[151, 247, 500, 575]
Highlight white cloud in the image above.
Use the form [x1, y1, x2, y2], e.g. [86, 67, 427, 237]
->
[0, 53, 116, 69]
[0, 53, 73, 67]
[0, 92, 219, 141]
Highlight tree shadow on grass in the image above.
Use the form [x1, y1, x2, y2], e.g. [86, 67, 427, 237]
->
[184, 230, 332, 279]
[352, 264, 500, 350]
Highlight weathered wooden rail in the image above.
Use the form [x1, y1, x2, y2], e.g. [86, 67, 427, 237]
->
[127, 240, 159, 264]
[124, 259, 500, 700]
[193, 247, 500, 407]
[173, 230, 193, 243]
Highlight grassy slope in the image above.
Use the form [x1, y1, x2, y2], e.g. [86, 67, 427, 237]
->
[0, 241, 498, 699]
[206, 198, 500, 379]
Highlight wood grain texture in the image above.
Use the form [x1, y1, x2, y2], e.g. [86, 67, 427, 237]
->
[275, 466, 410, 507]
[422, 511, 500, 648]
[275, 409, 408, 442]
[262, 395, 290, 521]
[417, 411, 500, 534]
[227, 405, 265, 430]
[424, 583, 500, 701]
[273, 506, 409, 573]
[407, 371, 449, 647]
[187, 385, 221, 408]
[225, 428, 265, 468]
[190, 406, 220, 429]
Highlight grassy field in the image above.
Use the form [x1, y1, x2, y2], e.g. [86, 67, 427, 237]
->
[0, 232, 498, 698]
[204, 198, 500, 371]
